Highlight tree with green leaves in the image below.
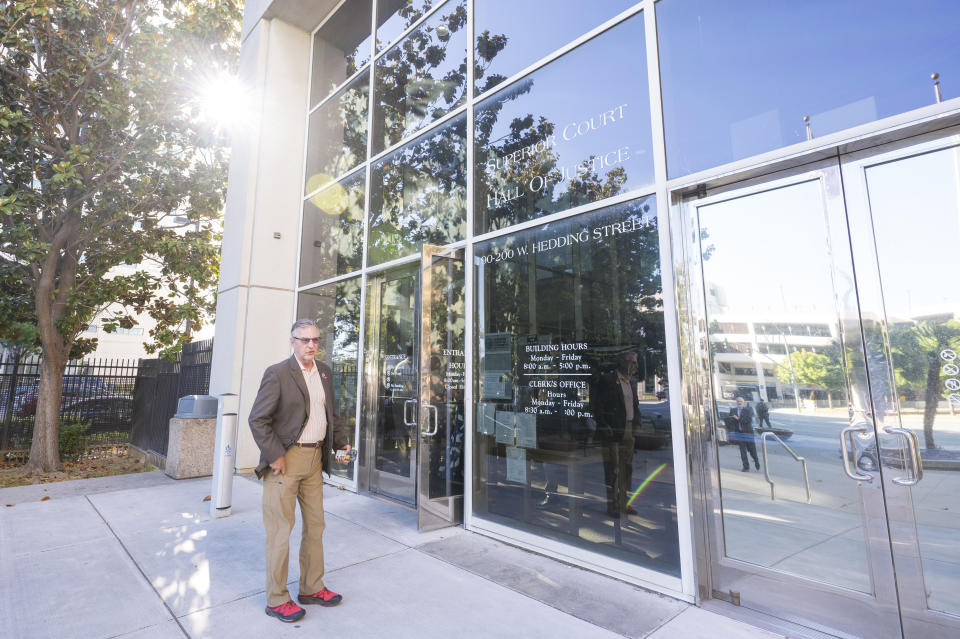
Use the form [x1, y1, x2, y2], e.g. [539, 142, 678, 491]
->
[0, 0, 241, 472]
[888, 319, 960, 449]
[776, 349, 844, 402]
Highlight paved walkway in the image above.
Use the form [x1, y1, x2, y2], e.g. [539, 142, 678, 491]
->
[0, 471, 785, 639]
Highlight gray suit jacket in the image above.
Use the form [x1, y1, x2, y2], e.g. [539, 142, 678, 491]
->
[249, 355, 348, 478]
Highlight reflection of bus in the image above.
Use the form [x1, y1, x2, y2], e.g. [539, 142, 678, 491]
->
[720, 383, 759, 401]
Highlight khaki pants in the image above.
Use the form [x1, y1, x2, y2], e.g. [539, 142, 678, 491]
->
[262, 445, 327, 607]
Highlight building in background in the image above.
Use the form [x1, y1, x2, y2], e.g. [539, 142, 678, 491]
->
[210, 2, 960, 637]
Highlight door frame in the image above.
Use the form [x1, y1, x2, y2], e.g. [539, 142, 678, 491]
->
[360, 262, 421, 506]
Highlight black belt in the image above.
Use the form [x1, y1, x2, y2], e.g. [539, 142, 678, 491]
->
[293, 441, 322, 448]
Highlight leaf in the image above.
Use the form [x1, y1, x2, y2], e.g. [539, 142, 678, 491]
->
[202, 495, 211, 501]
[40, 496, 50, 501]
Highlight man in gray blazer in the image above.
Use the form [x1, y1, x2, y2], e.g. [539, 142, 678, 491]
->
[249, 318, 351, 623]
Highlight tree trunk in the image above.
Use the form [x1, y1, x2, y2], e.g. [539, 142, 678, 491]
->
[23, 352, 68, 473]
[923, 353, 939, 449]
[27, 221, 80, 473]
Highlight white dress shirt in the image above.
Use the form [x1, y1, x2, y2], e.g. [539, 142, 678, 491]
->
[297, 361, 328, 444]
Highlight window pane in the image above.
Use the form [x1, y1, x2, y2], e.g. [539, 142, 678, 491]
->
[300, 171, 365, 284]
[473, 195, 679, 576]
[310, 0, 374, 106]
[475, 12, 653, 234]
[474, 0, 636, 96]
[304, 73, 369, 195]
[372, 0, 467, 154]
[376, 0, 440, 52]
[657, 0, 960, 177]
[297, 277, 362, 482]
[368, 114, 467, 265]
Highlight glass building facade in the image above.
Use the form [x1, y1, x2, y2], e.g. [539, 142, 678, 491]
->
[222, 0, 960, 636]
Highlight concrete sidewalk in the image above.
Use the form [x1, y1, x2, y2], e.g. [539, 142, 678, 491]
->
[0, 472, 784, 639]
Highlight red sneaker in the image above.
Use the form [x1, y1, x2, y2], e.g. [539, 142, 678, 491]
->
[265, 600, 305, 622]
[298, 587, 343, 607]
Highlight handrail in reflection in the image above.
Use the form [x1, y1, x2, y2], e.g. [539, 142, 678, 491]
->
[761, 431, 812, 504]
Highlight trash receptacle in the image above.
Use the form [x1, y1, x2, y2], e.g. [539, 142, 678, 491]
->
[165, 394, 218, 479]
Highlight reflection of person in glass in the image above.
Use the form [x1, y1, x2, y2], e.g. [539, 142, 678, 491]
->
[727, 396, 760, 472]
[755, 397, 771, 429]
[595, 351, 640, 517]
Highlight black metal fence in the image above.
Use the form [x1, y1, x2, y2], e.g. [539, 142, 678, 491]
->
[130, 338, 213, 457]
[1, 339, 213, 456]
[0, 352, 140, 451]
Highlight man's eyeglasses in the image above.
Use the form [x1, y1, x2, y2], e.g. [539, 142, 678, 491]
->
[292, 336, 321, 344]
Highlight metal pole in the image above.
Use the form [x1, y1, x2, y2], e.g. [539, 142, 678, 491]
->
[932, 73, 943, 104]
[1, 350, 21, 450]
[781, 335, 801, 412]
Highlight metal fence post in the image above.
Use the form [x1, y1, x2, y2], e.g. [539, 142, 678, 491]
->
[1, 351, 20, 450]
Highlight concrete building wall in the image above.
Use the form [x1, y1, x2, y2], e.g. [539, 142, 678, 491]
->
[209, 15, 312, 471]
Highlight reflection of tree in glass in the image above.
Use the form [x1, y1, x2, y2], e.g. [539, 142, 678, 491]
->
[776, 348, 844, 403]
[375, 1, 467, 148]
[333, 86, 369, 178]
[474, 83, 632, 231]
[426, 257, 465, 365]
[304, 80, 368, 194]
[475, 29, 509, 94]
[376, 0, 440, 50]
[479, 200, 666, 396]
[305, 178, 365, 277]
[888, 319, 960, 449]
[369, 117, 467, 264]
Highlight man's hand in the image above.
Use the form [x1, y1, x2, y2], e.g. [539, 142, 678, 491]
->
[270, 455, 286, 475]
[335, 445, 353, 462]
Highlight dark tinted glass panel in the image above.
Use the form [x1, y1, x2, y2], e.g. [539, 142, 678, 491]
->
[474, 0, 636, 95]
[298, 277, 362, 481]
[475, 12, 653, 233]
[368, 114, 467, 265]
[310, 0, 374, 106]
[376, 0, 440, 52]
[299, 171, 365, 283]
[372, 0, 467, 153]
[657, 0, 960, 177]
[304, 73, 369, 195]
[473, 196, 679, 576]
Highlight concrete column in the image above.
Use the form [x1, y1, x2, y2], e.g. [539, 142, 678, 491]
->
[210, 17, 311, 471]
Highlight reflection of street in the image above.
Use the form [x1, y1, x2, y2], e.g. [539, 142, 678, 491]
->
[483, 443, 680, 576]
[718, 407, 960, 612]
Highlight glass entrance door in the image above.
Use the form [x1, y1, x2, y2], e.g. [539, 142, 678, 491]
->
[361, 247, 466, 529]
[841, 135, 960, 639]
[417, 245, 466, 530]
[364, 263, 419, 505]
[680, 130, 960, 639]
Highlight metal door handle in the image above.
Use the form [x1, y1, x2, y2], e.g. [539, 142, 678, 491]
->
[840, 425, 872, 482]
[403, 398, 417, 426]
[883, 426, 923, 486]
[422, 403, 438, 436]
